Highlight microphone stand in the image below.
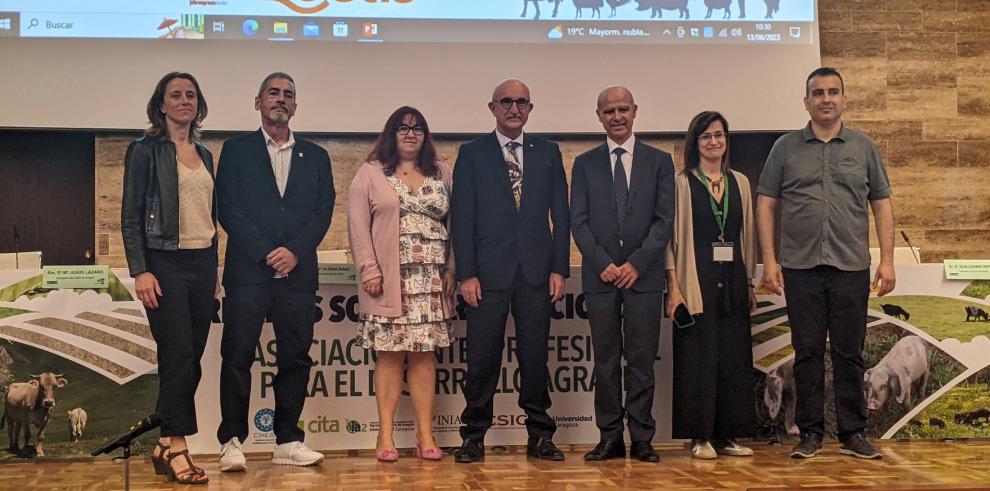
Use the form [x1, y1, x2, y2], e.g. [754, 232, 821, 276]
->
[110, 439, 134, 491]
[901, 231, 921, 264]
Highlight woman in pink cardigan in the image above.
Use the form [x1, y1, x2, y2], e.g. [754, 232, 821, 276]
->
[348, 106, 455, 462]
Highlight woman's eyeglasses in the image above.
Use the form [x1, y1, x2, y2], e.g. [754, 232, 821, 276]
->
[698, 131, 727, 143]
[396, 125, 425, 136]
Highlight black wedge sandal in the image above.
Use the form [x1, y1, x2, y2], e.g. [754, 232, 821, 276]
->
[150, 441, 170, 476]
[166, 449, 209, 485]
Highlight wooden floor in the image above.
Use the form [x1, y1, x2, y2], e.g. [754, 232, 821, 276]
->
[5, 441, 990, 490]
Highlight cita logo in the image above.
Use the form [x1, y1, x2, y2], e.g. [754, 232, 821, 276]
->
[271, 0, 413, 15]
[298, 415, 341, 433]
[254, 408, 276, 432]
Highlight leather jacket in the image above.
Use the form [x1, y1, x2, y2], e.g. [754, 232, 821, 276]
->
[121, 135, 216, 277]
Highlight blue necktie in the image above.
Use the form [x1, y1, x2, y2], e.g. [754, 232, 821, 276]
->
[613, 147, 627, 233]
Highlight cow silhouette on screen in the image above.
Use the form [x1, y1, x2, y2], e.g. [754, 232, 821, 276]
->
[573, 0, 604, 18]
[606, 0, 631, 17]
[635, 0, 689, 19]
[522, 0, 564, 19]
[705, 0, 732, 19]
[965, 305, 989, 322]
[763, 0, 779, 19]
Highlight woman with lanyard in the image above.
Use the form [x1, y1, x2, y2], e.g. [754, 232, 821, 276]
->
[664, 111, 758, 459]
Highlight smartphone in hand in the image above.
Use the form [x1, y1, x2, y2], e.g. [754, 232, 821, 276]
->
[673, 304, 696, 329]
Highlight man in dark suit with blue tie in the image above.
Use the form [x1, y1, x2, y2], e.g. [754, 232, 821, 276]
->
[214, 73, 333, 470]
[451, 79, 570, 463]
[571, 86, 674, 462]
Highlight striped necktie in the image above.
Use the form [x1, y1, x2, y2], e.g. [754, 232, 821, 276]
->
[505, 141, 523, 209]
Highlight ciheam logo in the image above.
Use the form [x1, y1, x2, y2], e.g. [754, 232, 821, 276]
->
[254, 408, 275, 432]
[242, 19, 259, 36]
[272, 0, 414, 15]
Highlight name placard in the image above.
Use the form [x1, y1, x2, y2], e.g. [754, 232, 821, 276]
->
[318, 263, 357, 285]
[41, 265, 110, 289]
[944, 260, 990, 280]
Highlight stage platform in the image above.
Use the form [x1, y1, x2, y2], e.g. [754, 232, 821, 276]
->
[5, 441, 990, 490]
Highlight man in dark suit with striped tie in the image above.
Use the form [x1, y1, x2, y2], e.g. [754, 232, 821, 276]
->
[570, 86, 674, 462]
[451, 79, 570, 463]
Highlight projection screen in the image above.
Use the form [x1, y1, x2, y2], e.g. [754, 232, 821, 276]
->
[0, 0, 821, 133]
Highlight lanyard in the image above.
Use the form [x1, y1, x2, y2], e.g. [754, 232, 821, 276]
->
[697, 169, 729, 241]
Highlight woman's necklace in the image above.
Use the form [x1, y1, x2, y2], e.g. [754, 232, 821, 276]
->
[710, 175, 723, 192]
[700, 167, 723, 193]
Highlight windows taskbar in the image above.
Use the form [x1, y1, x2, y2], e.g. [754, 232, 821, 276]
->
[0, 12, 814, 45]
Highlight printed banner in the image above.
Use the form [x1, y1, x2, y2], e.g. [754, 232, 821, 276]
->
[0, 265, 988, 459]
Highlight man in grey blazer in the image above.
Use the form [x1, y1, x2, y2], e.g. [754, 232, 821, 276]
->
[570, 86, 674, 462]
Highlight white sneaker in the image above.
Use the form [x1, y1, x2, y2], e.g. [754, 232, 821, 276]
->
[714, 438, 754, 457]
[272, 441, 324, 466]
[219, 437, 247, 472]
[690, 439, 718, 460]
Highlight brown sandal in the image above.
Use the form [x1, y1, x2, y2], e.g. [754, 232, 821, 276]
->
[150, 441, 170, 476]
[166, 449, 209, 485]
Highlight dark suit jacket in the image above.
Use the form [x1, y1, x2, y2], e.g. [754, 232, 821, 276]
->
[216, 130, 334, 291]
[451, 132, 570, 290]
[570, 139, 674, 293]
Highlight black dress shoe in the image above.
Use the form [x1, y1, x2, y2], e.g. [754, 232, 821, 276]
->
[584, 439, 626, 461]
[454, 440, 485, 463]
[527, 437, 565, 461]
[630, 441, 660, 462]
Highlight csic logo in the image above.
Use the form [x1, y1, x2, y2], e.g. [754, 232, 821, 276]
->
[254, 408, 276, 432]
[272, 0, 413, 15]
[492, 414, 527, 427]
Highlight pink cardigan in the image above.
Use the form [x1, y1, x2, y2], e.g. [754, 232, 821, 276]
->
[347, 161, 455, 317]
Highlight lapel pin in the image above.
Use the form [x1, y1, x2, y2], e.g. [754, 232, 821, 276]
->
[299, 152, 304, 157]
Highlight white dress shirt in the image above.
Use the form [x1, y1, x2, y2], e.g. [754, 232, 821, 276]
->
[261, 126, 296, 197]
[495, 129, 525, 173]
[606, 134, 635, 188]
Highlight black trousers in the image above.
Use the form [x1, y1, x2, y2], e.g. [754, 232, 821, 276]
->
[585, 288, 662, 443]
[783, 266, 869, 440]
[460, 269, 556, 442]
[217, 279, 315, 445]
[145, 247, 217, 437]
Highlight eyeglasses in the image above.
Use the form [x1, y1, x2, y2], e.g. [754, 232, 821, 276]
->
[494, 97, 531, 110]
[396, 125, 424, 136]
[698, 131, 727, 143]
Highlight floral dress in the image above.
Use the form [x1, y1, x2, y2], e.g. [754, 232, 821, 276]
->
[356, 174, 454, 351]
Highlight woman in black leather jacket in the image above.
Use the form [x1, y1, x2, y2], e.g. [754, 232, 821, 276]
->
[120, 72, 215, 485]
